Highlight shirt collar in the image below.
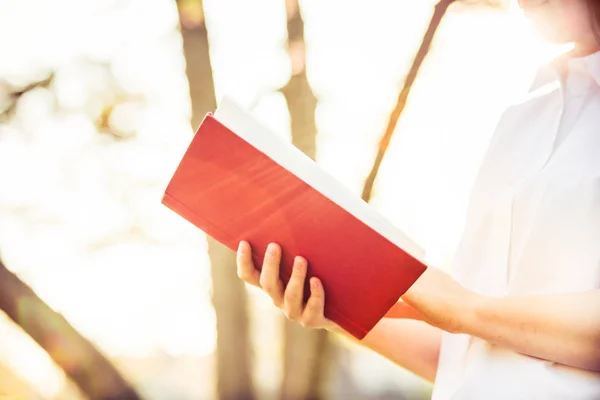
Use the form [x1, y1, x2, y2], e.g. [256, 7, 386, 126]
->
[529, 50, 600, 92]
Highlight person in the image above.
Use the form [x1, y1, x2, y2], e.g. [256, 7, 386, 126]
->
[236, 0, 600, 398]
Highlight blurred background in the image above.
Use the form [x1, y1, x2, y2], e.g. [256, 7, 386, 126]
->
[0, 0, 563, 399]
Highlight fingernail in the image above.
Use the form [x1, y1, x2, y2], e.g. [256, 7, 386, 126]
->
[268, 243, 279, 257]
[294, 256, 305, 270]
[310, 278, 319, 290]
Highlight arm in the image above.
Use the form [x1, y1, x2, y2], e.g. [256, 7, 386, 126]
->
[466, 290, 600, 372]
[402, 267, 600, 372]
[236, 241, 442, 382]
[330, 319, 442, 382]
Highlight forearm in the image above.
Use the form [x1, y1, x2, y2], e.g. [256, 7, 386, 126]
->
[330, 319, 442, 382]
[465, 289, 600, 372]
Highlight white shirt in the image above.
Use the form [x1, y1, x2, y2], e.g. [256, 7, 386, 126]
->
[432, 51, 600, 400]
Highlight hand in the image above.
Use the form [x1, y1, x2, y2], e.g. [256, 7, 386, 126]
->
[399, 266, 480, 334]
[236, 241, 337, 331]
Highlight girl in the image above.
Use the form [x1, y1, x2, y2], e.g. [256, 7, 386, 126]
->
[236, 0, 600, 398]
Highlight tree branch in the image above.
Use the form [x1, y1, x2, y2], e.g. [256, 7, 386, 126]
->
[0, 258, 142, 400]
[361, 0, 456, 202]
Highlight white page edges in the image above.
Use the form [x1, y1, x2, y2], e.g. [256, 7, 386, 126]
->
[213, 95, 426, 264]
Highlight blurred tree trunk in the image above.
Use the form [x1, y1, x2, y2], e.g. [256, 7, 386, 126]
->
[361, 0, 456, 202]
[177, 2, 256, 400]
[279, 1, 333, 400]
[0, 259, 142, 400]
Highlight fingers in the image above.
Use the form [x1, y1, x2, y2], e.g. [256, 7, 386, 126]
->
[236, 241, 260, 287]
[259, 243, 285, 307]
[283, 256, 307, 320]
[301, 277, 325, 328]
[236, 241, 327, 329]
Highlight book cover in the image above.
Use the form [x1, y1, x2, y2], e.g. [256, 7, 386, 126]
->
[162, 97, 428, 339]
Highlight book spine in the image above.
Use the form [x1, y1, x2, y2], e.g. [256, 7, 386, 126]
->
[162, 191, 237, 251]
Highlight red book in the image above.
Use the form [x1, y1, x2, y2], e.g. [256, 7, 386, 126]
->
[162, 97, 428, 339]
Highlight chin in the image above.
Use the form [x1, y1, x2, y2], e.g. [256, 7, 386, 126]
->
[530, 21, 574, 44]
[540, 32, 574, 45]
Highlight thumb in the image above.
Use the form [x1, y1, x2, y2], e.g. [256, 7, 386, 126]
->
[384, 301, 426, 320]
